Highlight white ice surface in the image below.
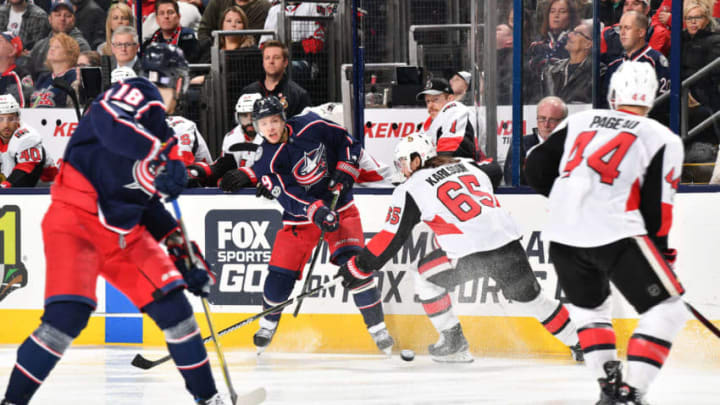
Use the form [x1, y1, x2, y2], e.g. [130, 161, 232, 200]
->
[1, 346, 719, 404]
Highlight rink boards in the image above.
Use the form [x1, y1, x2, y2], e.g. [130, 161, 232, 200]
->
[1, 190, 719, 359]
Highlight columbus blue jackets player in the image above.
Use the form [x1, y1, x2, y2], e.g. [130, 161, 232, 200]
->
[219, 96, 395, 354]
[1, 44, 225, 405]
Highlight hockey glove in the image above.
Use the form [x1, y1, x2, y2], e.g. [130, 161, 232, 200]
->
[187, 162, 211, 184]
[336, 257, 373, 289]
[663, 248, 677, 269]
[167, 238, 216, 297]
[307, 200, 339, 232]
[219, 167, 256, 193]
[328, 160, 360, 193]
[256, 175, 277, 200]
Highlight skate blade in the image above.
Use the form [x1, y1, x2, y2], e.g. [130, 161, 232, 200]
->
[236, 387, 267, 405]
[431, 350, 474, 363]
[255, 346, 267, 356]
[381, 346, 392, 356]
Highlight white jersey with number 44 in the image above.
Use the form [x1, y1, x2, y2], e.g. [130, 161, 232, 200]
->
[537, 109, 683, 248]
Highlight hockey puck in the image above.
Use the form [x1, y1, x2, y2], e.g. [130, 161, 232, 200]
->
[400, 349, 415, 362]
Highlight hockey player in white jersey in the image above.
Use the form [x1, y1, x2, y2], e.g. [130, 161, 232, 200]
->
[0, 94, 56, 188]
[416, 77, 481, 159]
[111, 66, 212, 167]
[186, 93, 263, 187]
[336, 134, 582, 363]
[525, 61, 688, 405]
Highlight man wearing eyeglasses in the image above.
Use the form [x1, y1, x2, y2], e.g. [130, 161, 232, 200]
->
[543, 21, 593, 104]
[503, 96, 568, 185]
[110, 25, 140, 71]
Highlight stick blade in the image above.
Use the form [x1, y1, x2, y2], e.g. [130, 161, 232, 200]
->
[131, 353, 158, 370]
[236, 387, 266, 405]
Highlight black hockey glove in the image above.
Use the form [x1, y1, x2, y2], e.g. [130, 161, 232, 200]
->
[256, 175, 277, 200]
[167, 238, 216, 297]
[186, 162, 211, 185]
[219, 167, 255, 193]
[307, 200, 339, 232]
[328, 160, 360, 193]
[336, 257, 373, 289]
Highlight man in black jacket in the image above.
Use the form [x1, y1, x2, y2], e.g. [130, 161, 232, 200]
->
[240, 40, 311, 118]
[70, 0, 103, 49]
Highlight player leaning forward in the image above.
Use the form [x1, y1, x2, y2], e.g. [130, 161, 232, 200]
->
[1, 44, 227, 405]
[336, 133, 582, 362]
[220, 95, 395, 354]
[525, 61, 688, 404]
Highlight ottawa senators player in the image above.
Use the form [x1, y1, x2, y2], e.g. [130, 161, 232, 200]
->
[525, 61, 688, 405]
[336, 133, 582, 363]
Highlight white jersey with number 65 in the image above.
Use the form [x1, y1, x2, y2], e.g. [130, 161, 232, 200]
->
[526, 109, 683, 248]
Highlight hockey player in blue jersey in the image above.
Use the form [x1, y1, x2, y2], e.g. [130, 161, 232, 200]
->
[1, 43, 226, 405]
[219, 96, 395, 354]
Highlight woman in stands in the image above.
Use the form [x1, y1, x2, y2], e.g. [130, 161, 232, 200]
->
[219, 6, 255, 50]
[682, 0, 720, 114]
[526, 0, 580, 102]
[98, 2, 134, 56]
[30, 33, 79, 108]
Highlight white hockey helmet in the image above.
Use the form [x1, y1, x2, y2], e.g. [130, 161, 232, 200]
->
[235, 92, 262, 124]
[111, 66, 137, 84]
[394, 133, 436, 175]
[607, 61, 658, 111]
[0, 94, 20, 115]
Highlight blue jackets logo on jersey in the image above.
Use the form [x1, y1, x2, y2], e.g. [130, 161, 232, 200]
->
[292, 143, 328, 188]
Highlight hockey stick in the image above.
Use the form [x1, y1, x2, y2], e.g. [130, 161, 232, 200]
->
[52, 78, 81, 121]
[131, 275, 343, 370]
[293, 190, 341, 317]
[685, 302, 720, 339]
[170, 200, 239, 405]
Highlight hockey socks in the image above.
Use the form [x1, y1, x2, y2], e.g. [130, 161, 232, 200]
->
[4, 302, 91, 405]
[514, 292, 579, 347]
[569, 297, 617, 379]
[412, 258, 460, 334]
[261, 269, 297, 323]
[350, 278, 384, 329]
[625, 296, 689, 393]
[144, 290, 217, 401]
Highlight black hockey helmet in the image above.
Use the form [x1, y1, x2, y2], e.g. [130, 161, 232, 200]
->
[141, 43, 189, 96]
[252, 96, 286, 123]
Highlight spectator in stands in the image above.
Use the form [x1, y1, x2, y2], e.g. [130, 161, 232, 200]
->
[240, 40, 310, 118]
[197, 6, 254, 64]
[449, 70, 472, 106]
[71, 0, 104, 50]
[28, 0, 90, 79]
[98, 3, 134, 56]
[543, 20, 593, 103]
[0, 0, 50, 52]
[601, 11, 670, 108]
[198, 0, 270, 43]
[600, 0, 624, 26]
[71, 49, 98, 101]
[503, 96, 568, 185]
[0, 32, 30, 106]
[111, 25, 140, 71]
[526, 0, 581, 103]
[143, 0, 200, 63]
[219, 6, 255, 49]
[601, 0, 670, 63]
[681, 0, 720, 144]
[496, 23, 514, 105]
[142, 0, 201, 43]
[30, 32, 78, 107]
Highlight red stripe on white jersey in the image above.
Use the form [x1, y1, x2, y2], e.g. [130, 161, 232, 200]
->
[424, 215, 463, 236]
[366, 230, 395, 257]
[437, 136, 463, 153]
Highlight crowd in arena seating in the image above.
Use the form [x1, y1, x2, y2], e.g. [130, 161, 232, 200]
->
[0, 0, 719, 186]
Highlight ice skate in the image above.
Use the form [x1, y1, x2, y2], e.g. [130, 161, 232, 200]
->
[369, 326, 394, 355]
[253, 318, 278, 355]
[569, 343, 584, 362]
[617, 383, 650, 405]
[428, 323, 473, 363]
[196, 393, 226, 405]
[596, 360, 622, 405]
